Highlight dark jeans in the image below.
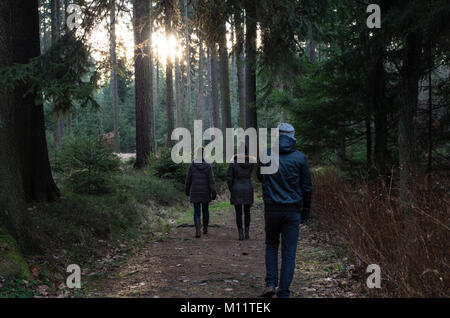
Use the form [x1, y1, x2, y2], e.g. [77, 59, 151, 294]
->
[193, 203, 209, 221]
[234, 204, 251, 229]
[265, 210, 301, 298]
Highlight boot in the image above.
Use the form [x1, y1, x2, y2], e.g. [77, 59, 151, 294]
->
[203, 218, 209, 235]
[244, 227, 250, 240]
[194, 219, 202, 238]
[261, 286, 276, 298]
[238, 228, 244, 241]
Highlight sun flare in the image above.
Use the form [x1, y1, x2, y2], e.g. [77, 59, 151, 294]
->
[89, 14, 184, 72]
[152, 31, 184, 66]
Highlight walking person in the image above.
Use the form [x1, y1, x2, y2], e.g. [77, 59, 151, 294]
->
[226, 145, 255, 241]
[185, 147, 217, 238]
[258, 123, 313, 298]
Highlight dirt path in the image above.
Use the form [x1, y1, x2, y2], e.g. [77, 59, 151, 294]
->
[86, 203, 364, 298]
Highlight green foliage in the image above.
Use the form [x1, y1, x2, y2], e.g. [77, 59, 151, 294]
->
[118, 171, 184, 206]
[0, 279, 40, 298]
[211, 162, 228, 184]
[148, 148, 189, 184]
[60, 136, 121, 194]
[0, 32, 99, 113]
[147, 148, 228, 185]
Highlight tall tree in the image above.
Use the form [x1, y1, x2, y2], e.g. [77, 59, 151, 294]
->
[373, 39, 388, 176]
[0, 0, 28, 245]
[133, 0, 153, 168]
[164, 0, 175, 145]
[245, 1, 257, 129]
[184, 0, 192, 115]
[399, 31, 422, 203]
[62, 0, 73, 135]
[209, 44, 220, 128]
[110, 0, 120, 153]
[14, 0, 60, 203]
[206, 47, 212, 128]
[51, 0, 64, 149]
[175, 56, 184, 128]
[234, 10, 246, 128]
[231, 17, 239, 127]
[219, 22, 232, 133]
[1, 0, 60, 246]
[149, 0, 156, 151]
[196, 38, 206, 121]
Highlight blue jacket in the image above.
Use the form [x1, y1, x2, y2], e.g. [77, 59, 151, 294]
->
[258, 135, 313, 211]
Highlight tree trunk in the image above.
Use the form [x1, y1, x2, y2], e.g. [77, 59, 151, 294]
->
[427, 41, 433, 175]
[156, 45, 160, 133]
[133, 0, 152, 168]
[206, 47, 212, 128]
[12, 0, 60, 204]
[209, 44, 220, 129]
[235, 11, 246, 128]
[184, 0, 191, 115]
[165, 4, 175, 146]
[399, 32, 421, 208]
[156, 48, 160, 106]
[51, 0, 64, 149]
[245, 2, 257, 130]
[371, 38, 388, 176]
[196, 39, 205, 121]
[0, 0, 29, 246]
[110, 1, 120, 153]
[175, 57, 184, 128]
[149, 0, 156, 152]
[219, 24, 232, 133]
[231, 18, 239, 127]
[39, 0, 51, 53]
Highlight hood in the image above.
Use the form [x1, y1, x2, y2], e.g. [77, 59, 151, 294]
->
[231, 154, 255, 169]
[192, 161, 210, 170]
[279, 134, 297, 154]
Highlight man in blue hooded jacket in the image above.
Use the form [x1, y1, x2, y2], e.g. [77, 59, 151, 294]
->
[258, 123, 313, 298]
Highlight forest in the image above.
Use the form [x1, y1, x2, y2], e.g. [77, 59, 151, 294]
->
[0, 0, 449, 299]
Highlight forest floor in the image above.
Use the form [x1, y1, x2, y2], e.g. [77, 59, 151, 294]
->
[85, 202, 367, 298]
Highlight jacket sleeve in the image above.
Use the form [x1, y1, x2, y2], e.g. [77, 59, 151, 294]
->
[300, 157, 313, 210]
[257, 149, 270, 182]
[185, 165, 192, 196]
[209, 166, 217, 199]
[226, 163, 234, 191]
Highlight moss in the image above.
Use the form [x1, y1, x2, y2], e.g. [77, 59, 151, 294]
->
[0, 227, 31, 280]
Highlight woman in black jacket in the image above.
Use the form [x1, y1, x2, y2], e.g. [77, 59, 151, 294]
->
[226, 146, 255, 240]
[185, 147, 217, 238]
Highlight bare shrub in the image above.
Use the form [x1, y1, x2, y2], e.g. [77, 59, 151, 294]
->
[312, 170, 449, 297]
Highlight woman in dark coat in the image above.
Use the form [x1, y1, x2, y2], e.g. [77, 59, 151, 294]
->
[227, 146, 255, 241]
[185, 147, 217, 238]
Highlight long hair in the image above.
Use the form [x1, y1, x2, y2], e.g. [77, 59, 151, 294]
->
[231, 143, 253, 163]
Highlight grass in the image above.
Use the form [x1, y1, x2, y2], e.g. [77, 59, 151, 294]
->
[174, 201, 234, 226]
[173, 198, 264, 227]
[118, 169, 184, 206]
[0, 167, 191, 298]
